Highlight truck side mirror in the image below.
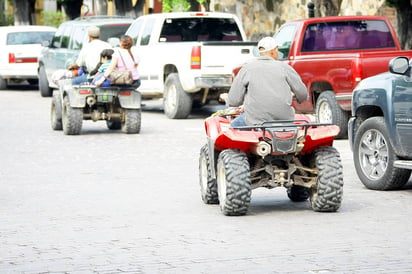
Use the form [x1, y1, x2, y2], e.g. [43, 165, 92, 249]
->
[389, 56, 410, 75]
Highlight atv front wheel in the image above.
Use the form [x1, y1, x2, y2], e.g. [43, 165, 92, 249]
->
[62, 96, 83, 135]
[107, 118, 121, 130]
[287, 185, 310, 202]
[199, 144, 218, 204]
[310, 146, 343, 212]
[121, 108, 141, 134]
[51, 90, 62, 130]
[217, 149, 251, 216]
[353, 117, 411, 190]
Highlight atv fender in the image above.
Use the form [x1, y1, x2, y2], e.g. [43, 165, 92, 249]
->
[118, 90, 141, 109]
[64, 85, 89, 108]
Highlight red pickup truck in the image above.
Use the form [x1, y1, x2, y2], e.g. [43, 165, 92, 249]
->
[271, 15, 412, 138]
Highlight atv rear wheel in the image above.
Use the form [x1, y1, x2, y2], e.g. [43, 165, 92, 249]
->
[310, 146, 343, 212]
[199, 144, 218, 204]
[121, 108, 141, 134]
[62, 96, 83, 135]
[353, 117, 411, 190]
[51, 90, 62, 130]
[217, 149, 251, 216]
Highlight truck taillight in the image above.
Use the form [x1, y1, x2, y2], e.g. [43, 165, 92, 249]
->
[8, 53, 15, 63]
[191, 46, 201, 69]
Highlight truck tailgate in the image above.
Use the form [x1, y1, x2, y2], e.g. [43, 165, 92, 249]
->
[200, 42, 257, 74]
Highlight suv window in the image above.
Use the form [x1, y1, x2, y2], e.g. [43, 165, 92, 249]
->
[99, 24, 131, 42]
[126, 19, 144, 45]
[70, 26, 87, 50]
[141, 18, 155, 46]
[60, 25, 72, 49]
[51, 25, 66, 48]
[273, 25, 296, 60]
[302, 20, 396, 52]
[159, 18, 242, 42]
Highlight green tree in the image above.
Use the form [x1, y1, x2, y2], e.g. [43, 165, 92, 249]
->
[161, 0, 210, 12]
[386, 0, 412, 49]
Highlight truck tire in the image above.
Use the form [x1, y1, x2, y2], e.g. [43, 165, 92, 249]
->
[121, 108, 141, 134]
[106, 118, 121, 130]
[217, 149, 251, 216]
[62, 96, 83, 135]
[39, 65, 53, 97]
[316, 91, 349, 139]
[164, 73, 192, 119]
[199, 144, 218, 204]
[287, 185, 310, 202]
[353, 117, 411, 190]
[309, 146, 343, 212]
[51, 90, 62, 130]
[0, 76, 7, 90]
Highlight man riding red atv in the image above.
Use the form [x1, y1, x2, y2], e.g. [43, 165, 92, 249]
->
[198, 37, 343, 216]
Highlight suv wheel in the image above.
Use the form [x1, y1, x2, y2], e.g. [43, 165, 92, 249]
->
[39, 65, 53, 97]
[353, 117, 411, 190]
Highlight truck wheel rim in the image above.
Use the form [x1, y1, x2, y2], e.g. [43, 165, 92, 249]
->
[318, 101, 332, 123]
[166, 85, 177, 111]
[359, 129, 388, 180]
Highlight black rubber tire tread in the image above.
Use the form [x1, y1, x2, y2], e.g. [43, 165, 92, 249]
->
[121, 108, 141, 134]
[51, 90, 62, 130]
[0, 76, 7, 90]
[217, 149, 251, 216]
[62, 96, 83, 135]
[39, 65, 53, 97]
[353, 117, 411, 190]
[106, 118, 122, 130]
[163, 73, 192, 119]
[310, 146, 344, 212]
[199, 144, 218, 204]
[287, 185, 310, 202]
[316, 90, 349, 139]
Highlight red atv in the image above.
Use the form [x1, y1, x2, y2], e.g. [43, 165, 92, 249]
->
[199, 108, 344, 216]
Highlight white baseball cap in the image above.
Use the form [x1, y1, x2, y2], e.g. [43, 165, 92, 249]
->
[257, 36, 279, 52]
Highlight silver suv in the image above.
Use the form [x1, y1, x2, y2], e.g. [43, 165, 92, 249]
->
[38, 16, 133, 97]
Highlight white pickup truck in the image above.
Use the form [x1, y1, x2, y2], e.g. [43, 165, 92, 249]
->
[125, 12, 257, 119]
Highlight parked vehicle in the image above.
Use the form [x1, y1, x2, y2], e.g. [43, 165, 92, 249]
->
[348, 56, 412, 190]
[51, 79, 142, 135]
[125, 12, 257, 119]
[38, 16, 133, 97]
[269, 15, 412, 138]
[199, 108, 343, 216]
[0, 26, 56, 89]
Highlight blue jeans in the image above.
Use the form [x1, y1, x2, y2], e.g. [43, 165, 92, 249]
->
[231, 113, 247, 127]
[72, 74, 88, 85]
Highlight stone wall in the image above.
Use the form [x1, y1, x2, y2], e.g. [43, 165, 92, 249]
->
[210, 0, 397, 41]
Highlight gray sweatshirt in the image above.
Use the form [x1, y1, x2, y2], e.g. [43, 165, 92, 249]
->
[227, 56, 308, 125]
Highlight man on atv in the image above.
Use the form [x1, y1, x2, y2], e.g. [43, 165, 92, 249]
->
[226, 36, 308, 127]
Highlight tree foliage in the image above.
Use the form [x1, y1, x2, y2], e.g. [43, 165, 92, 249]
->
[161, 0, 210, 12]
[386, 0, 412, 49]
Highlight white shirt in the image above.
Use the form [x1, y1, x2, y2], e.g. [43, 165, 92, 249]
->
[75, 39, 112, 72]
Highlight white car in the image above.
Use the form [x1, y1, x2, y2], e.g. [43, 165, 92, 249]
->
[0, 25, 56, 89]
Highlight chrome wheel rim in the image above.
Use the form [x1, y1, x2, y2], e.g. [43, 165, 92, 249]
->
[359, 129, 388, 180]
[318, 101, 332, 123]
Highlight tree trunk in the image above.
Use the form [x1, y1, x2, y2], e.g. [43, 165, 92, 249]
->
[13, 0, 30, 25]
[313, 0, 342, 17]
[62, 0, 83, 20]
[115, 0, 133, 16]
[394, 0, 412, 49]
